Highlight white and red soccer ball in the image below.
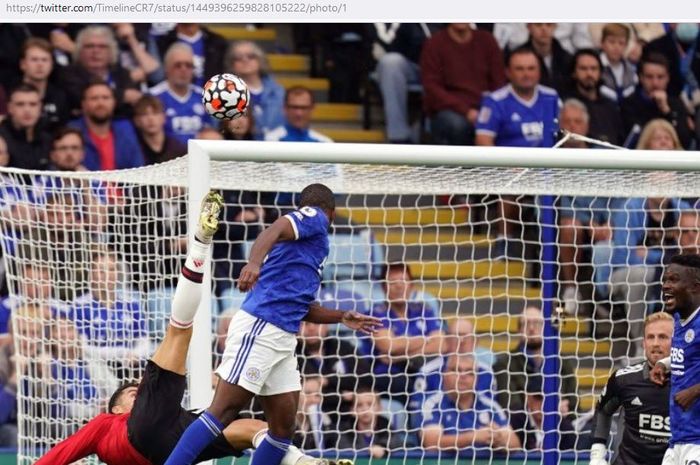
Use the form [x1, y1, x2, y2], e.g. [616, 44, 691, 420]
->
[202, 73, 250, 120]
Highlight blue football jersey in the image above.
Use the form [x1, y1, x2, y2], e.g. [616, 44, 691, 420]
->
[419, 391, 508, 433]
[361, 302, 443, 375]
[241, 206, 330, 333]
[150, 82, 210, 143]
[670, 309, 700, 445]
[476, 84, 561, 147]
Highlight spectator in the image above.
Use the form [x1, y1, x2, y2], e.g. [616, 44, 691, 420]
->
[298, 320, 373, 416]
[69, 81, 145, 171]
[337, 386, 405, 458]
[514, 24, 573, 91]
[156, 24, 227, 88]
[63, 249, 151, 384]
[227, 41, 285, 140]
[49, 127, 87, 171]
[0, 319, 16, 446]
[46, 316, 100, 419]
[493, 306, 578, 414]
[598, 24, 638, 103]
[588, 23, 665, 63]
[678, 209, 700, 255]
[419, 354, 520, 452]
[420, 23, 506, 145]
[294, 374, 333, 451]
[150, 43, 210, 144]
[19, 37, 70, 130]
[220, 113, 255, 141]
[266, 86, 333, 142]
[0, 262, 60, 335]
[557, 100, 614, 313]
[476, 46, 561, 148]
[195, 127, 223, 140]
[372, 23, 442, 144]
[361, 262, 444, 404]
[61, 25, 141, 118]
[0, 84, 51, 170]
[0, 85, 6, 116]
[621, 52, 693, 149]
[476, 47, 560, 257]
[0, 135, 7, 167]
[643, 23, 700, 99]
[132, 94, 187, 165]
[560, 49, 624, 145]
[112, 23, 163, 86]
[637, 118, 684, 150]
[510, 374, 578, 450]
[411, 318, 497, 417]
[25, 24, 84, 68]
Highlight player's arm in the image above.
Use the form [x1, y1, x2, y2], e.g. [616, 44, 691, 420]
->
[35, 415, 106, 465]
[304, 302, 382, 334]
[238, 216, 296, 291]
[674, 382, 700, 410]
[589, 371, 622, 465]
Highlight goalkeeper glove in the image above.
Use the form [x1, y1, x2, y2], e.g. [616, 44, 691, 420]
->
[590, 443, 609, 465]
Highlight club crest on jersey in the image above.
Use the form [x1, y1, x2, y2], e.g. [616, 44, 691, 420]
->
[245, 367, 261, 382]
[686, 329, 695, 343]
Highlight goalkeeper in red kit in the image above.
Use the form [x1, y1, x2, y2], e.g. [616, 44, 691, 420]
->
[36, 192, 353, 465]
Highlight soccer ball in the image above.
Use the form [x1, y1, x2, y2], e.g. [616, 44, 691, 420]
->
[202, 73, 250, 120]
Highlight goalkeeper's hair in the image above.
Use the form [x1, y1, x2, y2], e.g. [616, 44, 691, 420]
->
[644, 311, 674, 329]
[108, 382, 139, 413]
[299, 183, 335, 212]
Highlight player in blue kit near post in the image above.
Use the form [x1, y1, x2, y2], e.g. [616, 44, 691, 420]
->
[163, 183, 383, 465]
[651, 254, 700, 465]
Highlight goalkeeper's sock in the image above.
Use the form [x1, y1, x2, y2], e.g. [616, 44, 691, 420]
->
[253, 429, 303, 465]
[170, 241, 210, 329]
[250, 433, 291, 465]
[163, 411, 223, 465]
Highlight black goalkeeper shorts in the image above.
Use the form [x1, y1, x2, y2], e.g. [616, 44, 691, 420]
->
[127, 360, 243, 465]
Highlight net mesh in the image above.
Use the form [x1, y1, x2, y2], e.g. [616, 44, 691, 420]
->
[0, 151, 695, 463]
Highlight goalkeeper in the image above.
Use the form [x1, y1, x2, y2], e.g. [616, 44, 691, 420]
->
[36, 192, 350, 465]
[589, 312, 672, 465]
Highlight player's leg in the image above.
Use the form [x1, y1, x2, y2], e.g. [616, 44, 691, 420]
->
[151, 190, 224, 374]
[250, 391, 299, 465]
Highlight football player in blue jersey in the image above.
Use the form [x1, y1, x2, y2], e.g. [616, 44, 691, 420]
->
[652, 254, 700, 465]
[164, 183, 382, 465]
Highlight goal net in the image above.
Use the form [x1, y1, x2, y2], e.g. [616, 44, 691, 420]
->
[1, 142, 697, 464]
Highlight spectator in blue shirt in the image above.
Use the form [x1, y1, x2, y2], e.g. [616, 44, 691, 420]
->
[419, 354, 520, 452]
[227, 40, 285, 140]
[265, 86, 333, 143]
[361, 262, 444, 405]
[150, 42, 211, 144]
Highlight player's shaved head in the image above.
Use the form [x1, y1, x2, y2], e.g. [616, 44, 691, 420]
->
[299, 183, 335, 212]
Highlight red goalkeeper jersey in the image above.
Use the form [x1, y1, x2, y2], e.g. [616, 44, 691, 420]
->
[35, 413, 151, 465]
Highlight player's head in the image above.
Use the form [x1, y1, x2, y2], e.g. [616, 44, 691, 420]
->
[643, 312, 674, 366]
[663, 254, 700, 315]
[108, 382, 139, 415]
[299, 183, 335, 220]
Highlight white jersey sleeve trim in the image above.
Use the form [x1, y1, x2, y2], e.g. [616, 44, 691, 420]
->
[283, 214, 300, 240]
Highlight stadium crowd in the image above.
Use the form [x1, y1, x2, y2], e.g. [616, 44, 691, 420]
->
[0, 22, 699, 459]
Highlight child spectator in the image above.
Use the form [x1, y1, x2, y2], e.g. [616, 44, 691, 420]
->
[599, 23, 638, 103]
